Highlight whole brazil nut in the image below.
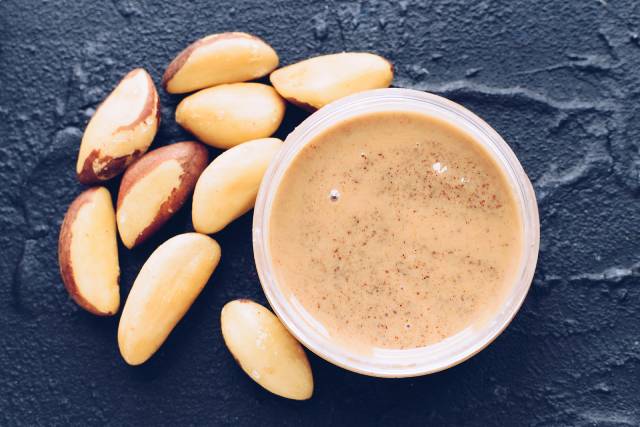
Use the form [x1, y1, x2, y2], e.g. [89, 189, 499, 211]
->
[77, 68, 160, 184]
[270, 52, 393, 111]
[192, 138, 282, 234]
[162, 32, 279, 94]
[118, 233, 221, 365]
[221, 299, 314, 400]
[58, 187, 120, 315]
[176, 83, 285, 149]
[116, 141, 208, 249]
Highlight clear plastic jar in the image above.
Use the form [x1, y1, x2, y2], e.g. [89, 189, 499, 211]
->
[253, 88, 540, 377]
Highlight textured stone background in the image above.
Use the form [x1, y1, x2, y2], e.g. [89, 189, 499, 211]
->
[1, 0, 639, 425]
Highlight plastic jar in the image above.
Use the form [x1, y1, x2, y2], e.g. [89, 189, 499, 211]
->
[253, 88, 540, 377]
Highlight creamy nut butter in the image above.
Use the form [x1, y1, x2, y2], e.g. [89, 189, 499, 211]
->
[268, 111, 523, 351]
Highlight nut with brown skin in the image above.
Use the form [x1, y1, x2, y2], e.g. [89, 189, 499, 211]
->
[77, 68, 160, 184]
[270, 52, 394, 111]
[116, 141, 209, 249]
[176, 83, 285, 149]
[118, 233, 221, 365]
[162, 32, 279, 94]
[58, 187, 120, 316]
[221, 299, 314, 400]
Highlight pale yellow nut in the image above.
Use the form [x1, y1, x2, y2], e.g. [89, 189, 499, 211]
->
[175, 83, 285, 149]
[58, 187, 120, 316]
[77, 68, 160, 184]
[270, 52, 393, 111]
[118, 233, 221, 365]
[118, 160, 183, 248]
[116, 142, 208, 249]
[192, 138, 282, 234]
[162, 32, 279, 94]
[221, 299, 313, 400]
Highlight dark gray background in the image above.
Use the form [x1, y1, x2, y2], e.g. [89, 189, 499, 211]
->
[1, 0, 639, 425]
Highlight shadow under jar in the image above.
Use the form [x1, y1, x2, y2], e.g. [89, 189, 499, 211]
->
[253, 88, 539, 377]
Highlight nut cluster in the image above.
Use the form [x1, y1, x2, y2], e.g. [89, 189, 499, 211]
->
[58, 31, 393, 400]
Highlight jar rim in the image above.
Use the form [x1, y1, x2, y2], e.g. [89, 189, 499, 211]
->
[253, 88, 540, 377]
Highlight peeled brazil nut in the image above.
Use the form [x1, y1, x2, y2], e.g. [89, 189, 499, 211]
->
[162, 32, 279, 94]
[270, 52, 393, 111]
[221, 299, 313, 400]
[192, 138, 282, 234]
[77, 68, 160, 184]
[175, 83, 285, 149]
[58, 187, 120, 315]
[116, 142, 208, 249]
[118, 233, 220, 365]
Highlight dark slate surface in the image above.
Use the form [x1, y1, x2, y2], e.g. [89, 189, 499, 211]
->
[1, 0, 639, 425]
